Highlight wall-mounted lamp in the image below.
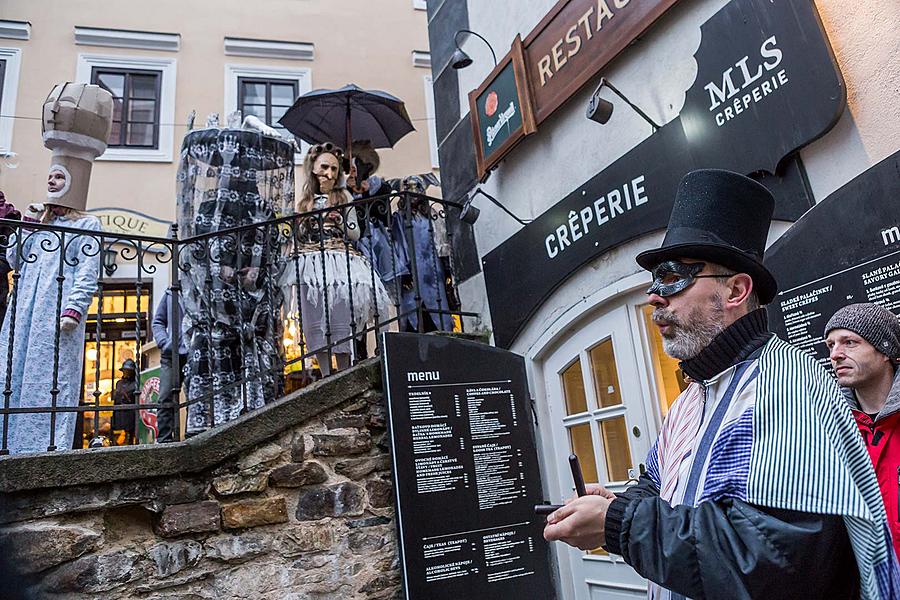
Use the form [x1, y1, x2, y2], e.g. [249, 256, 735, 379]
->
[460, 188, 531, 226]
[102, 246, 118, 277]
[586, 78, 661, 131]
[451, 29, 498, 70]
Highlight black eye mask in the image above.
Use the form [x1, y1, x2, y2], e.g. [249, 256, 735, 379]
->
[646, 261, 706, 297]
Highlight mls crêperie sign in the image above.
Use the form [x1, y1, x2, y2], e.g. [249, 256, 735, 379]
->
[467, 0, 679, 179]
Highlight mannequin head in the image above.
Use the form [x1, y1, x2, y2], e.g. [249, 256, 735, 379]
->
[299, 143, 349, 213]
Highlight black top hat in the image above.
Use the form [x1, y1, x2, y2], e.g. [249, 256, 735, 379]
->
[119, 358, 137, 372]
[636, 169, 778, 304]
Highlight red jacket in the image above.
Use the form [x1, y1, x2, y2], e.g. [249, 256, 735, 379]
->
[848, 369, 900, 561]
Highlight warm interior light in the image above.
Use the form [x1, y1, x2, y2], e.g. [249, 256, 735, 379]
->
[115, 317, 126, 323]
[86, 348, 98, 361]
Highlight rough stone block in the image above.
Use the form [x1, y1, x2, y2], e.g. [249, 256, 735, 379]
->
[148, 540, 202, 578]
[236, 442, 284, 475]
[269, 461, 328, 488]
[324, 413, 368, 430]
[275, 524, 335, 557]
[368, 403, 387, 429]
[333, 455, 391, 480]
[348, 530, 387, 553]
[222, 496, 288, 530]
[347, 515, 391, 529]
[0, 520, 102, 573]
[212, 472, 268, 496]
[359, 572, 401, 594]
[42, 549, 142, 593]
[290, 431, 306, 462]
[311, 433, 371, 457]
[366, 478, 393, 508]
[295, 483, 366, 520]
[0, 477, 207, 525]
[204, 531, 270, 564]
[155, 501, 220, 537]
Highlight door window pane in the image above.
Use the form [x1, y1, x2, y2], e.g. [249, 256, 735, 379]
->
[568, 422, 599, 485]
[600, 415, 632, 481]
[561, 359, 587, 415]
[590, 338, 622, 408]
[641, 305, 687, 417]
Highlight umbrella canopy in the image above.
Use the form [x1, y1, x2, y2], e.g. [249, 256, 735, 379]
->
[278, 84, 415, 151]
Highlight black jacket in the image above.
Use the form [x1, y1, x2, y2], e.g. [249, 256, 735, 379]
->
[603, 310, 859, 599]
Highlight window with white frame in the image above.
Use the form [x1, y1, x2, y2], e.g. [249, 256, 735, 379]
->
[0, 47, 22, 155]
[423, 75, 439, 169]
[76, 54, 177, 162]
[225, 64, 311, 157]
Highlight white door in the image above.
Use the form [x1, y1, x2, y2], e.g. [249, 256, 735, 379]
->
[543, 304, 652, 599]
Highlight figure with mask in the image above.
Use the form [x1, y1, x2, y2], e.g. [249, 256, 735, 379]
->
[393, 175, 453, 333]
[0, 83, 110, 453]
[287, 143, 389, 376]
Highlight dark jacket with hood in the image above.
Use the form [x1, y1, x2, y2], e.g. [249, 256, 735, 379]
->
[845, 366, 900, 560]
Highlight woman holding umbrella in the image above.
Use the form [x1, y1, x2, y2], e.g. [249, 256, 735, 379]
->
[289, 142, 389, 376]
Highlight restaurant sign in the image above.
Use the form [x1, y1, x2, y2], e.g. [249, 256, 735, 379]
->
[467, 0, 678, 178]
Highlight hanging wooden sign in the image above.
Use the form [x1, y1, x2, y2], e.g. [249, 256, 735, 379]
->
[469, 35, 536, 181]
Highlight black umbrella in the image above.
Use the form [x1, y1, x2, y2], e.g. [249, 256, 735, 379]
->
[277, 84, 415, 160]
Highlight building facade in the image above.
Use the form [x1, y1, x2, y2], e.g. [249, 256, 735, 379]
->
[427, 0, 900, 597]
[0, 0, 437, 447]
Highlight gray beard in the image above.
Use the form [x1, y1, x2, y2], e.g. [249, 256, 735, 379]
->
[654, 293, 726, 360]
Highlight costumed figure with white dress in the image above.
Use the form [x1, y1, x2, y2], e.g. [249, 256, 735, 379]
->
[176, 115, 294, 434]
[286, 142, 389, 376]
[0, 82, 110, 453]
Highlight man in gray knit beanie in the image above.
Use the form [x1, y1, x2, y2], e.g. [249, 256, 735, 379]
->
[824, 303, 900, 414]
[825, 302, 900, 556]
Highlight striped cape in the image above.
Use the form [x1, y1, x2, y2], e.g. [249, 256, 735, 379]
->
[645, 335, 899, 599]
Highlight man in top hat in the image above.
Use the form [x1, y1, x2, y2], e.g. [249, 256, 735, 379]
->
[544, 169, 897, 599]
[825, 303, 900, 559]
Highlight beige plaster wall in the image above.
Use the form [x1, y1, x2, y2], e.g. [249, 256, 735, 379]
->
[0, 0, 435, 223]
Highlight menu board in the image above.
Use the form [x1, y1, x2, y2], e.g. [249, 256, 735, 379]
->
[381, 333, 554, 600]
[766, 149, 900, 367]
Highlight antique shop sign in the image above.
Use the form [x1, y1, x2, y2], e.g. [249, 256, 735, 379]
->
[766, 149, 900, 368]
[381, 333, 554, 600]
[483, 0, 845, 348]
[523, 0, 679, 124]
[88, 207, 171, 238]
[469, 36, 536, 180]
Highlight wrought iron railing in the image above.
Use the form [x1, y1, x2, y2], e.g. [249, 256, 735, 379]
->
[0, 191, 474, 454]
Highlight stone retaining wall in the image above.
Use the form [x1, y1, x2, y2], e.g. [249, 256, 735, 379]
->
[0, 359, 400, 600]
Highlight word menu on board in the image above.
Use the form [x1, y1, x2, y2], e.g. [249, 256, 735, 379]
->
[381, 333, 554, 600]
